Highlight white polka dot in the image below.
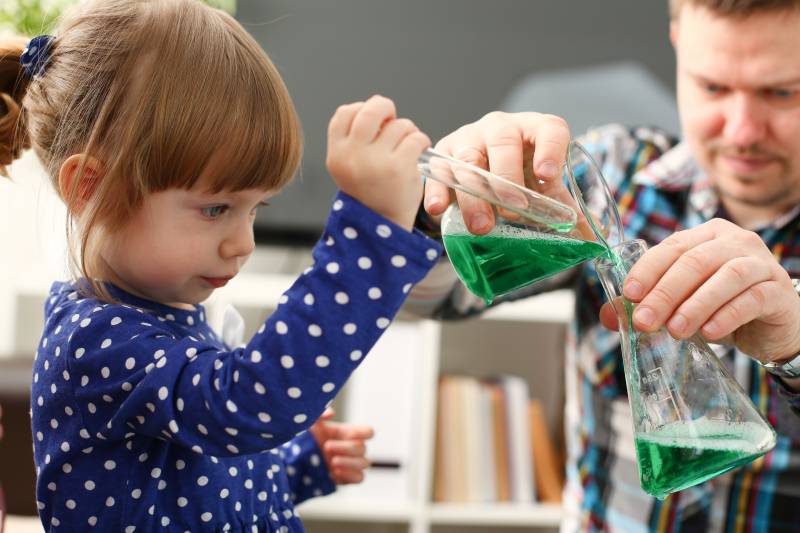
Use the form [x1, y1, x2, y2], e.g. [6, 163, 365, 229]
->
[427, 248, 439, 260]
[308, 324, 322, 337]
[62, 370, 70, 381]
[62, 463, 72, 473]
[287, 387, 302, 399]
[100, 338, 112, 349]
[105, 460, 116, 470]
[343, 323, 357, 335]
[220, 488, 230, 498]
[276, 321, 288, 334]
[322, 383, 335, 393]
[75, 348, 85, 359]
[177, 497, 188, 507]
[158, 387, 169, 401]
[226, 400, 238, 413]
[334, 292, 349, 305]
[251, 351, 262, 363]
[192, 374, 201, 386]
[278, 295, 288, 305]
[161, 517, 170, 526]
[228, 466, 238, 476]
[368, 287, 382, 299]
[197, 424, 208, 435]
[377, 317, 391, 329]
[350, 350, 363, 361]
[125, 357, 136, 370]
[326, 262, 340, 274]
[358, 257, 373, 269]
[201, 512, 213, 522]
[106, 497, 114, 507]
[85, 480, 95, 490]
[151, 468, 161, 478]
[304, 293, 315, 305]
[80, 318, 91, 328]
[176, 398, 184, 411]
[391, 255, 407, 267]
[333, 199, 343, 211]
[111, 316, 122, 326]
[101, 367, 110, 378]
[326, 235, 334, 246]
[197, 476, 209, 486]
[293, 414, 308, 424]
[376, 224, 392, 238]
[60, 441, 70, 452]
[280, 355, 294, 369]
[90, 518, 99, 527]
[315, 355, 330, 367]
[66, 499, 76, 509]
[343, 227, 358, 239]
[176, 460, 186, 470]
[132, 489, 141, 499]
[154, 349, 166, 359]
[258, 491, 268, 501]
[168, 420, 179, 433]
[185, 347, 197, 357]
[258, 412, 271, 423]
[254, 382, 266, 395]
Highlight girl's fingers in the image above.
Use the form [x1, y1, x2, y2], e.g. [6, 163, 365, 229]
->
[350, 95, 397, 142]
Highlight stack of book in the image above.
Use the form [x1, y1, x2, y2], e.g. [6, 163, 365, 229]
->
[433, 374, 564, 504]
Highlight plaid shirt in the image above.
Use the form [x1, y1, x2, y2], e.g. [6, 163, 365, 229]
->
[413, 124, 800, 532]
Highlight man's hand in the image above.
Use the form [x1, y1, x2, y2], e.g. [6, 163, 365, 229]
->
[308, 409, 374, 485]
[425, 111, 571, 234]
[600, 219, 800, 366]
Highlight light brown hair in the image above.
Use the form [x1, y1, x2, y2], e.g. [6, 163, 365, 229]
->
[0, 0, 302, 298]
[669, 0, 800, 18]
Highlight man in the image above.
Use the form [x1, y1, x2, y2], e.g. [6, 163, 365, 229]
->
[411, 0, 800, 530]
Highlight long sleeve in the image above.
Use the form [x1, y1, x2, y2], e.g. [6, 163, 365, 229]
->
[57, 192, 442, 457]
[281, 432, 336, 505]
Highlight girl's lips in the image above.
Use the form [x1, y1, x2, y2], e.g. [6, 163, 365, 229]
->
[202, 277, 232, 288]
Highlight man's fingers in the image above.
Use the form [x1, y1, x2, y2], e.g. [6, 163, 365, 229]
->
[665, 256, 772, 339]
[623, 221, 732, 302]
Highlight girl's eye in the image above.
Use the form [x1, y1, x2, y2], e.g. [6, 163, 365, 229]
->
[201, 205, 228, 218]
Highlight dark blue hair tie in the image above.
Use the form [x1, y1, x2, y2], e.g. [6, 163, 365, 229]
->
[20, 35, 55, 79]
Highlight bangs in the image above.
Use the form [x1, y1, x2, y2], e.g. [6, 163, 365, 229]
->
[113, 0, 302, 196]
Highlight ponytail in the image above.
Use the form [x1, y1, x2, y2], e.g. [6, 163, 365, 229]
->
[0, 38, 31, 177]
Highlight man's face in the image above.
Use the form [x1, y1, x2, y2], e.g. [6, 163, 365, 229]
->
[672, 5, 800, 219]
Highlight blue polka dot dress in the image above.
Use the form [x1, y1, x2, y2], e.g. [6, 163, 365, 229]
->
[30, 192, 442, 532]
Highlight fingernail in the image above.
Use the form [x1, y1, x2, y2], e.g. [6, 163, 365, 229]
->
[668, 314, 687, 336]
[634, 307, 655, 329]
[470, 212, 490, 233]
[426, 194, 442, 211]
[537, 161, 558, 179]
[624, 280, 643, 300]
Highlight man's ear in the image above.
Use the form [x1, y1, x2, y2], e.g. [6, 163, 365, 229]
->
[58, 154, 102, 212]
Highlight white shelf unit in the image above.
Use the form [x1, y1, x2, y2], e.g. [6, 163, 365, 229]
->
[211, 273, 574, 533]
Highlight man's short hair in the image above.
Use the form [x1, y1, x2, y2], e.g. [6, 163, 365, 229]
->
[670, 0, 800, 18]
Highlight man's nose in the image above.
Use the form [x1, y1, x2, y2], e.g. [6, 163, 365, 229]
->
[722, 93, 768, 147]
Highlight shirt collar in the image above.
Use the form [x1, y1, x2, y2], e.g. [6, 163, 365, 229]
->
[631, 140, 800, 232]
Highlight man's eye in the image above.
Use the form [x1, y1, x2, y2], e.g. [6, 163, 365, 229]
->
[202, 205, 228, 218]
[704, 83, 725, 94]
[767, 88, 796, 99]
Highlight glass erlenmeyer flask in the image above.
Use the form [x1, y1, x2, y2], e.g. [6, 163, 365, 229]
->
[595, 239, 777, 499]
[419, 142, 613, 303]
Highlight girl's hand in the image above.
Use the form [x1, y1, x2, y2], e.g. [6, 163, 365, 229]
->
[308, 409, 374, 485]
[326, 95, 431, 231]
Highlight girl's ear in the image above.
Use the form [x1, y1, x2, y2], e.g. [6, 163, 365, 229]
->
[58, 154, 103, 212]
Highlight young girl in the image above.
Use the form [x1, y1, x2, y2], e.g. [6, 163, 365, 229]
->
[0, 0, 441, 530]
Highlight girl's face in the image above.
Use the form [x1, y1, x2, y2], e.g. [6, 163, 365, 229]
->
[100, 184, 274, 308]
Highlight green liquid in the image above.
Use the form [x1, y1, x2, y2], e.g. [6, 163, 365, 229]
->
[635, 420, 769, 499]
[443, 229, 606, 303]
